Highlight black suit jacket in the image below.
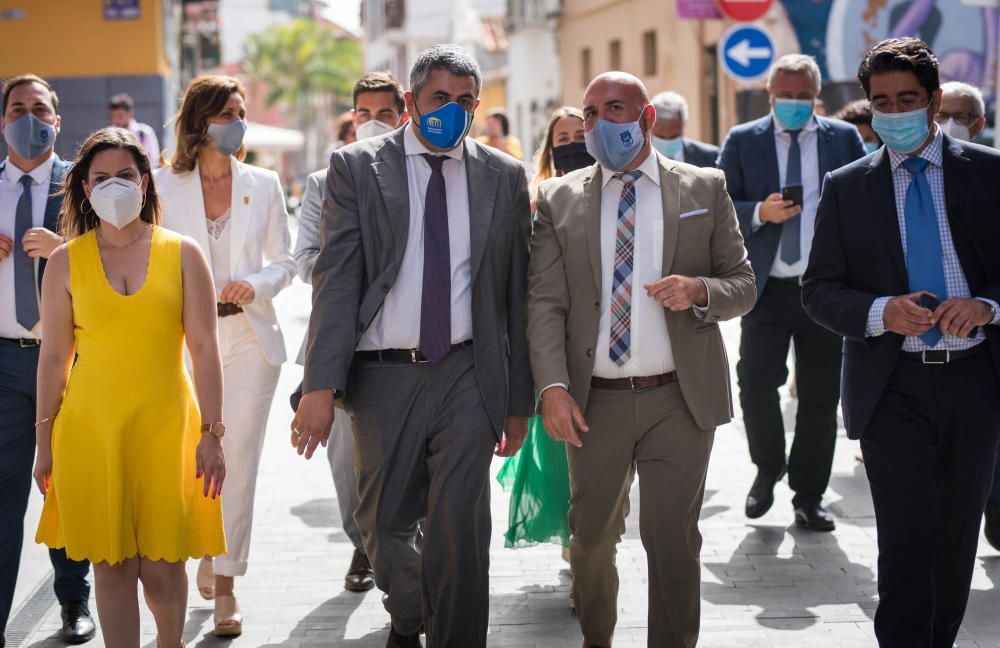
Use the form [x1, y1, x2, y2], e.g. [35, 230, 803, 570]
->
[682, 138, 720, 168]
[802, 137, 1000, 439]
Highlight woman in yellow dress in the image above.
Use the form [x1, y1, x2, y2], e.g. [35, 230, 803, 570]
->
[32, 127, 227, 647]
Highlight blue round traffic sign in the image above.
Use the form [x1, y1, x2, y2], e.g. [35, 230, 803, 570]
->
[719, 24, 775, 82]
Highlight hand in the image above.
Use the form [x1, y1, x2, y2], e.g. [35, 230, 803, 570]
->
[22, 227, 63, 259]
[195, 435, 226, 499]
[540, 386, 588, 448]
[291, 389, 334, 459]
[220, 281, 255, 306]
[933, 298, 993, 338]
[644, 275, 707, 311]
[758, 193, 802, 224]
[495, 416, 529, 457]
[32, 447, 52, 496]
[883, 291, 936, 337]
[0, 234, 13, 260]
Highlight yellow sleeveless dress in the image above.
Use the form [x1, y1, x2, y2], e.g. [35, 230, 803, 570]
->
[36, 226, 226, 564]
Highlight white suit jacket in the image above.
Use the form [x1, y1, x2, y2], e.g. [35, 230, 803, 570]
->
[155, 158, 295, 366]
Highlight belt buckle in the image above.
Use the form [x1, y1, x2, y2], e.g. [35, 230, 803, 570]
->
[629, 376, 639, 392]
[922, 349, 949, 365]
[19, 338, 39, 348]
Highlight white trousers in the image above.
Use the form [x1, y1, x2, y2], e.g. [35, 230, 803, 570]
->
[214, 314, 281, 577]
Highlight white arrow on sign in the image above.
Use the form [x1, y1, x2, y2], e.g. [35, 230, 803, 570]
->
[727, 39, 772, 67]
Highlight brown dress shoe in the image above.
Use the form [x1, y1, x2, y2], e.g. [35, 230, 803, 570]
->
[345, 549, 375, 592]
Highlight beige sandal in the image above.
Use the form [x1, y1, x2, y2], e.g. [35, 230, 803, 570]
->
[196, 557, 214, 600]
[213, 594, 244, 637]
[155, 640, 186, 647]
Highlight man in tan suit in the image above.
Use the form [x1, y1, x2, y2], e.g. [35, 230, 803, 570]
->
[528, 72, 755, 648]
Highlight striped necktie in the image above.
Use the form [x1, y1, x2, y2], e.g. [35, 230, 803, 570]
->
[609, 170, 642, 366]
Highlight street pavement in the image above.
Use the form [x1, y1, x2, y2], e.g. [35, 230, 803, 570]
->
[11, 238, 1000, 647]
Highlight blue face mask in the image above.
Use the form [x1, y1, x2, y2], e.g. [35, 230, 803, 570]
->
[584, 112, 647, 171]
[2, 113, 57, 159]
[871, 106, 931, 154]
[652, 135, 684, 159]
[207, 119, 247, 157]
[773, 98, 814, 131]
[864, 141, 881, 154]
[416, 102, 473, 150]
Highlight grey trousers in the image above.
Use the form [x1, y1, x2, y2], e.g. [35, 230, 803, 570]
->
[327, 412, 363, 550]
[349, 346, 495, 648]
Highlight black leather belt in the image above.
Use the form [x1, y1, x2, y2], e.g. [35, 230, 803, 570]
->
[0, 337, 40, 348]
[900, 344, 985, 365]
[356, 340, 473, 364]
[590, 372, 677, 391]
[217, 302, 244, 318]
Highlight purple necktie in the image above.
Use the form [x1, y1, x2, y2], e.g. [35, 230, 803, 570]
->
[420, 154, 451, 363]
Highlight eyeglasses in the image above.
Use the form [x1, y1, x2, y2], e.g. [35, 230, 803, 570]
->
[869, 97, 928, 113]
[934, 111, 981, 127]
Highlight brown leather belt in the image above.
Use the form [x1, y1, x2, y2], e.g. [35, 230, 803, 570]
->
[590, 372, 676, 392]
[217, 302, 244, 318]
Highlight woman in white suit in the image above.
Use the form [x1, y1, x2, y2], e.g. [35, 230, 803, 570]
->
[155, 75, 294, 636]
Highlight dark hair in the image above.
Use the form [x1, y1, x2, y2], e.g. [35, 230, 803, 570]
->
[336, 112, 355, 141]
[353, 72, 405, 114]
[2, 73, 59, 114]
[409, 44, 482, 97]
[108, 93, 135, 112]
[166, 74, 247, 173]
[60, 128, 160, 238]
[858, 38, 940, 100]
[833, 99, 872, 126]
[488, 109, 510, 136]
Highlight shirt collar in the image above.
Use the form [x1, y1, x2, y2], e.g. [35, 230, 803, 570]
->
[888, 123, 943, 172]
[2, 153, 56, 186]
[599, 148, 661, 189]
[403, 121, 465, 162]
[772, 113, 820, 135]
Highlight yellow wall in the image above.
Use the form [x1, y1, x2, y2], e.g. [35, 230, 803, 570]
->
[0, 0, 170, 78]
[476, 75, 506, 132]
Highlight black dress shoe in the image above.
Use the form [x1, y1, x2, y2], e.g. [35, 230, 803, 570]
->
[345, 548, 375, 592]
[794, 502, 836, 531]
[386, 628, 422, 648]
[985, 500, 1000, 550]
[61, 601, 96, 644]
[745, 468, 786, 519]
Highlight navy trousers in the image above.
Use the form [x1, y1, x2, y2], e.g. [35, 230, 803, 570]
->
[0, 340, 90, 632]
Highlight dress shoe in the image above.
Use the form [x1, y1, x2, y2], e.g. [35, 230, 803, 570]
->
[794, 502, 836, 532]
[61, 601, 96, 644]
[745, 468, 786, 519]
[386, 628, 422, 647]
[345, 548, 375, 592]
[985, 499, 1000, 551]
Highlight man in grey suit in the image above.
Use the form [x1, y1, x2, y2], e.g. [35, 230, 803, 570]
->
[293, 71, 405, 594]
[292, 45, 533, 648]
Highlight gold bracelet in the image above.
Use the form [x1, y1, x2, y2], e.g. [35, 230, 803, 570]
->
[35, 415, 57, 427]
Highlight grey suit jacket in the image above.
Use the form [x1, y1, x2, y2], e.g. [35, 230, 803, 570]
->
[293, 168, 327, 365]
[302, 129, 534, 437]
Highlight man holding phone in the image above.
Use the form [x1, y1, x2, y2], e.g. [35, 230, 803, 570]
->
[718, 54, 866, 530]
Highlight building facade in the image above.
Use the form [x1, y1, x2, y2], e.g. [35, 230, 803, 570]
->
[506, 0, 562, 163]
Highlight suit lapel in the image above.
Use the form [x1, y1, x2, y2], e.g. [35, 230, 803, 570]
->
[229, 158, 254, 278]
[44, 159, 67, 232]
[941, 136, 981, 282]
[757, 117, 781, 194]
[465, 141, 498, 283]
[865, 149, 907, 287]
[180, 163, 211, 258]
[371, 131, 410, 267]
[658, 157, 680, 274]
[816, 117, 836, 179]
[583, 166, 603, 297]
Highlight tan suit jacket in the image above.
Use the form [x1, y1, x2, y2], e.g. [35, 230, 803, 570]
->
[527, 153, 755, 430]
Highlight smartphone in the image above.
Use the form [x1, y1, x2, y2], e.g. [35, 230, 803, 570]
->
[918, 294, 940, 311]
[781, 184, 803, 207]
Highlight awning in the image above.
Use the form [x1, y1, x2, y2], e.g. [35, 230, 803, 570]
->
[244, 122, 305, 152]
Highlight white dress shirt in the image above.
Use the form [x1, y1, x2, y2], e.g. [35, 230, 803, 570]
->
[752, 115, 821, 278]
[358, 123, 474, 351]
[592, 150, 675, 378]
[0, 154, 55, 339]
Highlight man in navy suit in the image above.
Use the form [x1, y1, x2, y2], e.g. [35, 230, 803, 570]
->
[0, 74, 93, 646]
[719, 54, 866, 530]
[649, 91, 719, 168]
[803, 38, 1000, 647]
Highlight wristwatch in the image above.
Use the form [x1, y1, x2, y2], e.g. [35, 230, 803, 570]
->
[201, 422, 226, 438]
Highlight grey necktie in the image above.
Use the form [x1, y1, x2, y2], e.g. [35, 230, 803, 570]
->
[14, 174, 39, 330]
[780, 129, 802, 265]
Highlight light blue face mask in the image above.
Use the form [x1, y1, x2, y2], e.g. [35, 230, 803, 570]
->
[584, 111, 647, 171]
[2, 113, 57, 159]
[864, 141, 881, 154]
[773, 98, 814, 131]
[416, 101, 474, 150]
[652, 135, 684, 159]
[871, 106, 931, 154]
[207, 119, 247, 157]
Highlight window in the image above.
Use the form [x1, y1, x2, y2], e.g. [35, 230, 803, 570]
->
[609, 39, 621, 70]
[581, 47, 591, 87]
[643, 31, 657, 76]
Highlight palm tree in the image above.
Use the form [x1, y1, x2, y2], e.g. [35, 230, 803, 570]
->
[243, 18, 361, 172]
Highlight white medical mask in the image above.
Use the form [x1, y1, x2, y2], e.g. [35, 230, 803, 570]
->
[939, 117, 971, 142]
[355, 118, 397, 141]
[88, 177, 144, 229]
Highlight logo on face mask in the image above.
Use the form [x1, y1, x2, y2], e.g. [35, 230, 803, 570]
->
[39, 130, 49, 142]
[621, 131, 634, 148]
[426, 116, 443, 133]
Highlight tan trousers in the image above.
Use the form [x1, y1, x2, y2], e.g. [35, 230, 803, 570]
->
[568, 381, 714, 647]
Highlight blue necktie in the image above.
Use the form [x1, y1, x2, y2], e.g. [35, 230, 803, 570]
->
[419, 154, 451, 363]
[902, 157, 947, 348]
[14, 174, 39, 330]
[780, 129, 802, 264]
